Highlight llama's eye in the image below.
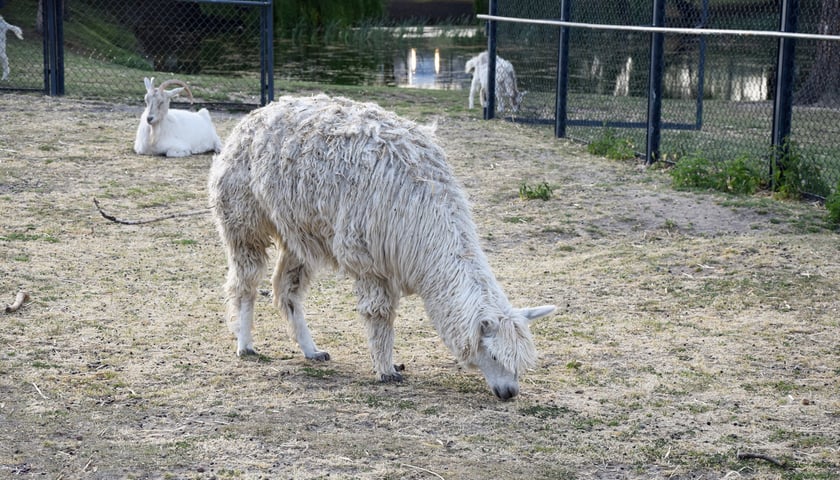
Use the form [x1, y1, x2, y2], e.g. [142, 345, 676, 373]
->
[491, 355, 498, 361]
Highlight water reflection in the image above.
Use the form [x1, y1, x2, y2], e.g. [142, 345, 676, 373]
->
[664, 58, 770, 101]
[394, 47, 469, 90]
[276, 38, 773, 102]
[613, 57, 633, 97]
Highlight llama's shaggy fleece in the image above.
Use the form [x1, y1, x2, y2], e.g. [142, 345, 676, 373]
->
[0, 15, 23, 81]
[208, 94, 554, 399]
[465, 51, 525, 114]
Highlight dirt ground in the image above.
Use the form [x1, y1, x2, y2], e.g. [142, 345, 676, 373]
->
[0, 90, 838, 479]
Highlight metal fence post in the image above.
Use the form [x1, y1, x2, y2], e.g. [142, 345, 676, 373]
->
[554, 0, 571, 138]
[260, 0, 274, 105]
[485, 0, 497, 120]
[42, 0, 65, 96]
[771, 0, 799, 185]
[645, 0, 665, 164]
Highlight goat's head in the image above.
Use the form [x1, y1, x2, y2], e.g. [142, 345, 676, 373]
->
[142, 77, 194, 125]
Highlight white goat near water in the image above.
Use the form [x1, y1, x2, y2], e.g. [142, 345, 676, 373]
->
[465, 51, 525, 114]
[208, 94, 555, 400]
[134, 77, 222, 157]
[0, 15, 23, 81]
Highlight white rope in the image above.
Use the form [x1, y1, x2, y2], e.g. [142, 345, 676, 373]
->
[477, 14, 840, 42]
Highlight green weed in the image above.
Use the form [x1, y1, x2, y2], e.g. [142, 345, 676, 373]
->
[824, 180, 840, 225]
[670, 153, 763, 195]
[588, 128, 636, 160]
[519, 182, 553, 201]
[772, 141, 831, 199]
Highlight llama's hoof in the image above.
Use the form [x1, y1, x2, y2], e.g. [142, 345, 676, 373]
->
[380, 372, 404, 383]
[237, 347, 257, 357]
[305, 351, 330, 361]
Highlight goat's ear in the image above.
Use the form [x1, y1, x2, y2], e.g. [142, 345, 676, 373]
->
[166, 87, 185, 98]
[516, 305, 556, 323]
[144, 77, 154, 91]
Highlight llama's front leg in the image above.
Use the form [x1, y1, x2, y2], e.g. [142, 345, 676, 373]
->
[273, 253, 329, 361]
[232, 292, 257, 355]
[355, 278, 401, 382]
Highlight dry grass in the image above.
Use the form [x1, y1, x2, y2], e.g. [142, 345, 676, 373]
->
[0, 90, 838, 479]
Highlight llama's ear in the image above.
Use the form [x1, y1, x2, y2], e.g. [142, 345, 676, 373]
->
[517, 305, 556, 323]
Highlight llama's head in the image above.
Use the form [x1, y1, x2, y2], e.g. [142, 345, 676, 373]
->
[471, 305, 555, 400]
[142, 77, 193, 126]
[511, 90, 527, 113]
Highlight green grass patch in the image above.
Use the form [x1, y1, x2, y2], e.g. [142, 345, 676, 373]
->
[1, 233, 59, 243]
[519, 404, 570, 419]
[301, 366, 337, 379]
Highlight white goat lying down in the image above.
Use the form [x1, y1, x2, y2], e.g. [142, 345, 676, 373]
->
[208, 94, 555, 400]
[0, 15, 23, 81]
[134, 77, 222, 157]
[465, 51, 525, 114]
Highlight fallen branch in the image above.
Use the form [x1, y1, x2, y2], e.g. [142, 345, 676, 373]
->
[4, 291, 30, 313]
[93, 198, 210, 225]
[737, 451, 786, 468]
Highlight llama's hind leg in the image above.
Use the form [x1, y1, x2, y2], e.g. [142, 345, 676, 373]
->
[355, 277, 402, 382]
[224, 242, 268, 356]
[0, 46, 9, 81]
[273, 252, 329, 361]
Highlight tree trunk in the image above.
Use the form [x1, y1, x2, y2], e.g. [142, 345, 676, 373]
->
[794, 0, 840, 106]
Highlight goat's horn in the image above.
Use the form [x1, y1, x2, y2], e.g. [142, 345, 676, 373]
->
[158, 79, 194, 104]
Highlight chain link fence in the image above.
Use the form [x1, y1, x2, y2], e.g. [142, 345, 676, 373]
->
[2, 0, 838, 196]
[491, 0, 840, 198]
[0, 0, 268, 107]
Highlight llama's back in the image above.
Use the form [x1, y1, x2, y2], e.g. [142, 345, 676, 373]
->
[213, 95, 478, 291]
[465, 51, 488, 73]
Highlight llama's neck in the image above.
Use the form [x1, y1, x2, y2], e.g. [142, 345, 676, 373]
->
[419, 254, 509, 361]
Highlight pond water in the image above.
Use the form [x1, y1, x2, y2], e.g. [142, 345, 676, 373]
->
[275, 27, 484, 91]
[274, 31, 775, 102]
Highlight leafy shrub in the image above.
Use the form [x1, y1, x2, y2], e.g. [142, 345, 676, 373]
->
[826, 181, 840, 225]
[721, 155, 763, 195]
[669, 154, 719, 190]
[670, 154, 763, 195]
[519, 182, 553, 201]
[588, 129, 636, 160]
[771, 141, 830, 199]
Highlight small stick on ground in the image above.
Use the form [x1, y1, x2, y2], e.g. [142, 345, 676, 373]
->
[737, 451, 786, 468]
[400, 463, 445, 480]
[4, 291, 30, 313]
[93, 198, 210, 225]
[31, 382, 47, 400]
